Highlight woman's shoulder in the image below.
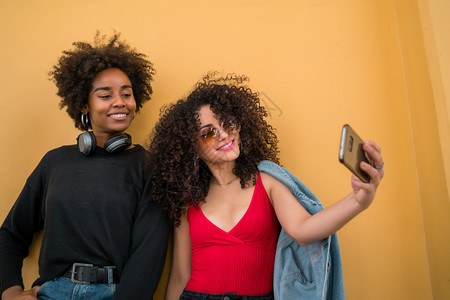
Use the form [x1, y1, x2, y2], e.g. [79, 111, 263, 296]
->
[44, 144, 145, 157]
[43, 144, 79, 159]
[258, 162, 301, 198]
[258, 160, 284, 182]
[259, 169, 284, 192]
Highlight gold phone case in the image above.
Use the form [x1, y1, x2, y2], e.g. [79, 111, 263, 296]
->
[339, 124, 370, 183]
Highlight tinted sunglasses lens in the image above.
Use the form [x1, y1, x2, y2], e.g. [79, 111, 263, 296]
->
[223, 120, 237, 133]
[200, 128, 216, 144]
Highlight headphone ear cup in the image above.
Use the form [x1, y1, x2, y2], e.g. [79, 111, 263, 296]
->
[77, 131, 96, 156]
[104, 133, 132, 153]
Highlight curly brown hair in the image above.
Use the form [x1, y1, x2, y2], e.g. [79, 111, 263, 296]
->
[146, 73, 280, 225]
[49, 31, 155, 130]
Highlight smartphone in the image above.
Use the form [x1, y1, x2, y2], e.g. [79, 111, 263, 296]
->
[338, 124, 370, 183]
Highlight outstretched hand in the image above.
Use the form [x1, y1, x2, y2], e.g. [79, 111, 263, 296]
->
[351, 140, 384, 209]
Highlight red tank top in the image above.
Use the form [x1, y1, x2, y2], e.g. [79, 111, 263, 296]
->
[186, 173, 280, 295]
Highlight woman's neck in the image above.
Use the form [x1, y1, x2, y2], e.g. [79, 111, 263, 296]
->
[206, 161, 238, 186]
[211, 175, 239, 186]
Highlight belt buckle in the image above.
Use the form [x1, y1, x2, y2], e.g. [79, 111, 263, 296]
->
[71, 263, 94, 284]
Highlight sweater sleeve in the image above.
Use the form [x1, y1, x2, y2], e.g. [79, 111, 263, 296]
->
[111, 177, 169, 300]
[0, 159, 46, 294]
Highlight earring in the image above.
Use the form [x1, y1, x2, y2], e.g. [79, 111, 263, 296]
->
[193, 155, 199, 169]
[81, 113, 89, 128]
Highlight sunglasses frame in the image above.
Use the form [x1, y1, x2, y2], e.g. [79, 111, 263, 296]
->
[198, 119, 240, 145]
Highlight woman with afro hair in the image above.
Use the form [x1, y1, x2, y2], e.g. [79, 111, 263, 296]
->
[146, 73, 384, 299]
[0, 32, 168, 300]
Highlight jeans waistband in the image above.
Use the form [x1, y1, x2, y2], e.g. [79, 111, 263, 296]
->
[180, 289, 274, 300]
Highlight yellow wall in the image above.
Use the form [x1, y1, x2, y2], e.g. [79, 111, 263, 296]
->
[0, 1, 448, 299]
[407, 1, 450, 299]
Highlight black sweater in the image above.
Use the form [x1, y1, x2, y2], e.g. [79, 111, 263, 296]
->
[0, 144, 169, 299]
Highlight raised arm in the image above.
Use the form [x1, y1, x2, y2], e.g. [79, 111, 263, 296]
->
[262, 140, 384, 246]
[165, 213, 192, 300]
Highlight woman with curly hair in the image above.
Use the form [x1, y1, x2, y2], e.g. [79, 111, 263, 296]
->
[147, 73, 384, 300]
[0, 33, 168, 300]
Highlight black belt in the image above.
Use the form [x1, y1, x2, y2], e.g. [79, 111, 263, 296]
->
[63, 263, 119, 284]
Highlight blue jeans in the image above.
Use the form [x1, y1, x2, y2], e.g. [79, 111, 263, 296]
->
[37, 277, 116, 300]
[180, 289, 274, 300]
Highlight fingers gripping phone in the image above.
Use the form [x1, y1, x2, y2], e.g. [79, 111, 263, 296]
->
[338, 124, 370, 183]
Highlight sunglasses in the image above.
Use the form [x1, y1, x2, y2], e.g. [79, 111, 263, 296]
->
[198, 119, 239, 145]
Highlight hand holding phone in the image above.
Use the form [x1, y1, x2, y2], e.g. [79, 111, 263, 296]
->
[338, 124, 371, 183]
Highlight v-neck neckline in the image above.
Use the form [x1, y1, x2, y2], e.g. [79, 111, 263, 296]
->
[199, 175, 259, 234]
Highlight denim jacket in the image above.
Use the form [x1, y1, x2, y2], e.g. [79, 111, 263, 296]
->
[258, 160, 345, 300]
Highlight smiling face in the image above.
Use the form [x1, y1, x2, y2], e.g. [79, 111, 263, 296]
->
[83, 68, 136, 146]
[196, 105, 241, 166]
